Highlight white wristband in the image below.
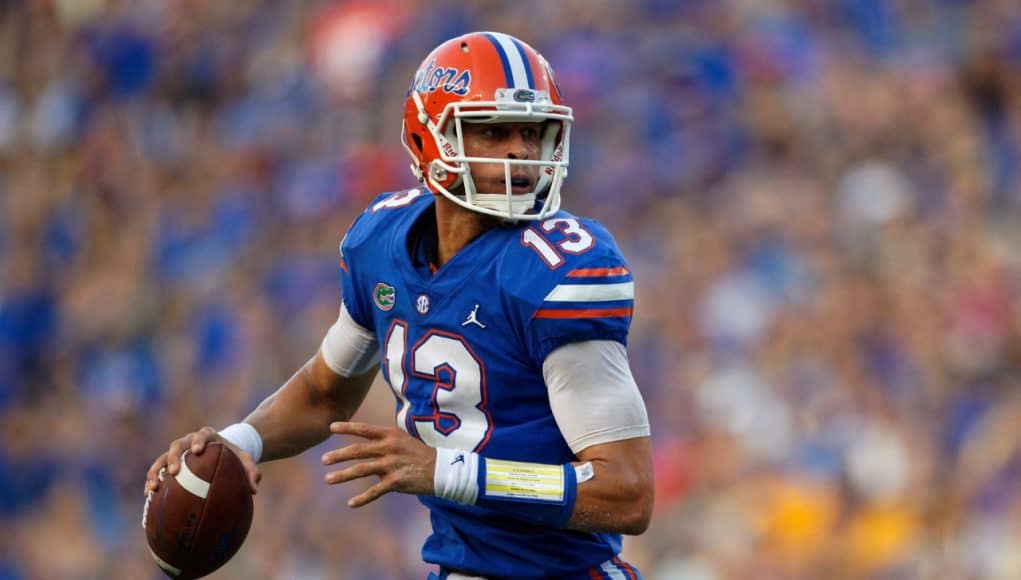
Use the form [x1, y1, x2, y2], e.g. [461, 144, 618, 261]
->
[218, 422, 263, 463]
[434, 447, 479, 505]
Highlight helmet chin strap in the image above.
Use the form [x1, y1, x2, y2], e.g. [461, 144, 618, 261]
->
[473, 193, 538, 216]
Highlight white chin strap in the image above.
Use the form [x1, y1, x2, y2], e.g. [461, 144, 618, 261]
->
[473, 192, 538, 215]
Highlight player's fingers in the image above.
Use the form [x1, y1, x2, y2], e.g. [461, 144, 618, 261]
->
[240, 465, 261, 495]
[144, 454, 168, 496]
[146, 454, 166, 485]
[329, 421, 386, 439]
[321, 442, 382, 466]
[347, 478, 395, 508]
[166, 428, 212, 474]
[323, 459, 387, 485]
[166, 437, 190, 475]
[190, 426, 219, 454]
[249, 466, 262, 494]
[237, 455, 261, 494]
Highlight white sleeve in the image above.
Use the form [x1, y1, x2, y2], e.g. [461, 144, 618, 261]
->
[319, 303, 381, 377]
[542, 340, 651, 454]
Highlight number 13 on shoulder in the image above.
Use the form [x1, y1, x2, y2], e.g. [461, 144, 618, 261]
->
[521, 218, 594, 269]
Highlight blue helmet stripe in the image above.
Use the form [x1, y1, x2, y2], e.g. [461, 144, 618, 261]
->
[510, 38, 536, 89]
[483, 32, 515, 88]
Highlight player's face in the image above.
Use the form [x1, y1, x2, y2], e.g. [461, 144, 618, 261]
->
[461, 122, 543, 195]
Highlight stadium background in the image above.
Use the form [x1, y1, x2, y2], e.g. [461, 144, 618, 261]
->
[2, 1, 1021, 578]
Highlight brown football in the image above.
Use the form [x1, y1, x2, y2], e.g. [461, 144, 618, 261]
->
[143, 442, 254, 579]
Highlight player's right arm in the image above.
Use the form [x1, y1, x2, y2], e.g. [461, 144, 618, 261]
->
[144, 303, 380, 497]
[242, 353, 376, 463]
[145, 194, 405, 498]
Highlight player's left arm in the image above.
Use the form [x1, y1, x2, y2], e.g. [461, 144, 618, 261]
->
[543, 339, 653, 534]
[568, 438, 652, 534]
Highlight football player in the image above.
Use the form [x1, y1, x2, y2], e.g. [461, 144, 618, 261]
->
[146, 31, 653, 579]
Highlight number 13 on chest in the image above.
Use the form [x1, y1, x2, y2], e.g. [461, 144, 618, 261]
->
[383, 321, 494, 452]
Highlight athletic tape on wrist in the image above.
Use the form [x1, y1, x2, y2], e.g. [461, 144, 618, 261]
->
[218, 422, 263, 463]
[481, 457, 567, 503]
[434, 447, 479, 504]
[433, 448, 590, 528]
[476, 456, 578, 528]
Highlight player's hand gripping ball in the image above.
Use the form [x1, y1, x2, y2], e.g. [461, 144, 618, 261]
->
[143, 442, 253, 579]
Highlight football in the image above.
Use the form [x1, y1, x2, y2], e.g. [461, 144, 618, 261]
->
[143, 442, 254, 579]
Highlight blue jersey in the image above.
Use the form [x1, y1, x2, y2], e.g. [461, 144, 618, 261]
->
[339, 189, 639, 579]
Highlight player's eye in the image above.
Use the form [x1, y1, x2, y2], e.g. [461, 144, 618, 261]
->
[484, 126, 507, 140]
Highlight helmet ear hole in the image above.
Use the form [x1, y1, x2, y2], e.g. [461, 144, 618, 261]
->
[411, 133, 424, 152]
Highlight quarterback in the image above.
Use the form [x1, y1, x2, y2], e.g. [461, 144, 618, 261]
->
[146, 31, 653, 579]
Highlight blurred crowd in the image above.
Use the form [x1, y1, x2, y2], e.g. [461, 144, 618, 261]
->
[2, 0, 1021, 578]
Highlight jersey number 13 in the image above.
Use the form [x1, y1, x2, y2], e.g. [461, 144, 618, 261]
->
[383, 321, 492, 451]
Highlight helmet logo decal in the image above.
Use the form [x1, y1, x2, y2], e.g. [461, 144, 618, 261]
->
[374, 283, 396, 311]
[410, 59, 471, 96]
[513, 89, 536, 103]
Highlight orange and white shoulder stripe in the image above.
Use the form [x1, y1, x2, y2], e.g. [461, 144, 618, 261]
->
[534, 266, 633, 319]
[543, 280, 634, 303]
[544, 266, 633, 303]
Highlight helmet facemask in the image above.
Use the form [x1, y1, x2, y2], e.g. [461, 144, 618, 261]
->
[402, 89, 573, 221]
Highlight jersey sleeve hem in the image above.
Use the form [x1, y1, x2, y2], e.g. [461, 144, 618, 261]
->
[320, 303, 381, 377]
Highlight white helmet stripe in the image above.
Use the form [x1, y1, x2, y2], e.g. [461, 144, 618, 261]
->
[484, 32, 533, 89]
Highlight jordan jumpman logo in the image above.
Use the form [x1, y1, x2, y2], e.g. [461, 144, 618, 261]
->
[461, 304, 486, 328]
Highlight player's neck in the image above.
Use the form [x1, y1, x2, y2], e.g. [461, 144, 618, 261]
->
[433, 196, 497, 267]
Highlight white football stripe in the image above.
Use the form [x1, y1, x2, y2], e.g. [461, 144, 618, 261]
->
[490, 32, 530, 88]
[150, 548, 182, 576]
[544, 282, 634, 302]
[176, 451, 211, 499]
[601, 560, 627, 580]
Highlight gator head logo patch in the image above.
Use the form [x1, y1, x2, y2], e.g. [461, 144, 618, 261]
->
[513, 89, 536, 103]
[373, 283, 396, 311]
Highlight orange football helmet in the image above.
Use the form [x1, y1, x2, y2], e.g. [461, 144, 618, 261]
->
[402, 32, 573, 221]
